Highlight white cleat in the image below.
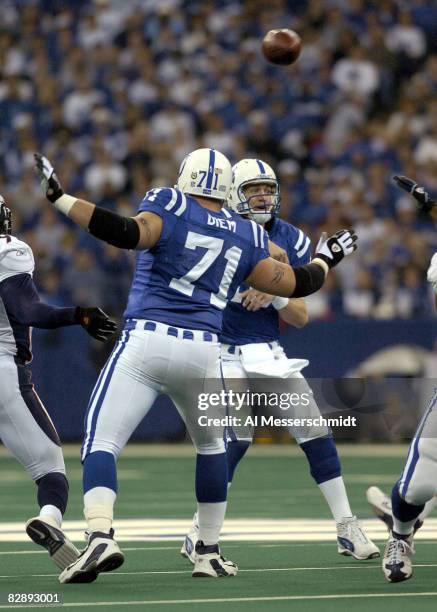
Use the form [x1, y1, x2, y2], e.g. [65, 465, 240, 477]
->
[181, 523, 199, 565]
[366, 486, 394, 531]
[192, 541, 238, 578]
[383, 533, 414, 582]
[58, 529, 124, 584]
[366, 486, 423, 534]
[26, 517, 79, 570]
[337, 516, 380, 560]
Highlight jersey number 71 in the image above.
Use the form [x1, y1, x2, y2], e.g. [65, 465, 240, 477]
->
[169, 232, 242, 309]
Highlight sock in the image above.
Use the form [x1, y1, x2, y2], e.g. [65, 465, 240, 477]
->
[83, 451, 117, 493]
[300, 437, 351, 522]
[84, 487, 116, 533]
[226, 440, 250, 484]
[197, 502, 227, 545]
[36, 472, 68, 518]
[318, 477, 353, 522]
[418, 496, 437, 521]
[195, 453, 228, 545]
[392, 483, 424, 535]
[39, 504, 62, 527]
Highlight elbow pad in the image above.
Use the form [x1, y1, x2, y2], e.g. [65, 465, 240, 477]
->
[291, 263, 326, 298]
[88, 207, 140, 249]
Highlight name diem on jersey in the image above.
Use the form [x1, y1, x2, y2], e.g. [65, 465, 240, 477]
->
[207, 213, 236, 232]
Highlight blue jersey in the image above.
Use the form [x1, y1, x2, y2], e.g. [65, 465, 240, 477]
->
[220, 217, 311, 345]
[124, 188, 270, 333]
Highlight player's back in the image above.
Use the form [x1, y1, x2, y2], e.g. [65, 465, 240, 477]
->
[124, 187, 269, 332]
[220, 217, 311, 345]
[0, 234, 35, 362]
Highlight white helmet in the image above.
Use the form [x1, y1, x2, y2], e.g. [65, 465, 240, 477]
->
[228, 158, 280, 224]
[176, 148, 232, 202]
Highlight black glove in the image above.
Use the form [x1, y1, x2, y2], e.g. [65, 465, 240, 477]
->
[34, 153, 64, 203]
[393, 175, 436, 213]
[75, 307, 117, 342]
[314, 229, 358, 269]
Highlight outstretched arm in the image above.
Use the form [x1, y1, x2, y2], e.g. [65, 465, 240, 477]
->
[393, 175, 436, 214]
[246, 229, 357, 298]
[0, 274, 116, 341]
[34, 154, 162, 250]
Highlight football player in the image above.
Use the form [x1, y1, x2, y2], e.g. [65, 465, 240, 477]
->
[0, 195, 116, 570]
[181, 159, 379, 562]
[374, 176, 437, 582]
[35, 149, 357, 582]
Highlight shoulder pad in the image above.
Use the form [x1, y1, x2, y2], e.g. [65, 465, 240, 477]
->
[141, 187, 187, 217]
[0, 236, 35, 283]
[292, 228, 311, 258]
[248, 219, 268, 250]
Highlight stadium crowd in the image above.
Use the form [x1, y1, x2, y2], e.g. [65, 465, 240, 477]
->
[0, 0, 436, 322]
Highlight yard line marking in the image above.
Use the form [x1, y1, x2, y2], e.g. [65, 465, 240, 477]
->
[7, 564, 437, 579]
[1, 592, 437, 608]
[1, 518, 436, 543]
[3, 563, 437, 580]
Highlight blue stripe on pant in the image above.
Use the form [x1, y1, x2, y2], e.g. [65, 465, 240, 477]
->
[82, 330, 131, 460]
[400, 390, 437, 499]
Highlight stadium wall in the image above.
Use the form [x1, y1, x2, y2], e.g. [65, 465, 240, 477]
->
[31, 320, 436, 441]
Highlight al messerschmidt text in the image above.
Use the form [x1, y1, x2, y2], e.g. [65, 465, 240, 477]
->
[198, 415, 358, 428]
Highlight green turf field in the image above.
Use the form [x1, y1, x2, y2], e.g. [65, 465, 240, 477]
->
[1, 444, 436, 611]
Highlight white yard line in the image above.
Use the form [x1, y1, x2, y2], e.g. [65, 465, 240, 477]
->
[1, 592, 437, 609]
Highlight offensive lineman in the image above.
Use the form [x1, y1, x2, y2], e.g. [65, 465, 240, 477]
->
[34, 148, 357, 582]
[0, 196, 116, 569]
[181, 159, 379, 562]
[364, 176, 437, 583]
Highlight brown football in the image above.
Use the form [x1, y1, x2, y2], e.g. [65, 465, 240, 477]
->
[262, 29, 302, 65]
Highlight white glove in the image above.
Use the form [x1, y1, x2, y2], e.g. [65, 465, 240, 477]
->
[427, 252, 437, 293]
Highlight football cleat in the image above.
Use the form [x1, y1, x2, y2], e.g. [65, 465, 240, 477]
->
[382, 533, 414, 582]
[337, 516, 380, 560]
[25, 516, 79, 570]
[58, 528, 124, 584]
[192, 541, 238, 578]
[366, 486, 423, 533]
[181, 517, 199, 565]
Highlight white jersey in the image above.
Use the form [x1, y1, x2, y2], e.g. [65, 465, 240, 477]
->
[0, 235, 35, 358]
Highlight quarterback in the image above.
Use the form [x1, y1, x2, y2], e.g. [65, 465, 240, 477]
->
[35, 148, 357, 582]
[181, 159, 379, 562]
[0, 196, 115, 570]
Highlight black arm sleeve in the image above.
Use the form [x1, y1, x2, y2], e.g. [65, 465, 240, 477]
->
[0, 274, 77, 329]
[290, 263, 326, 298]
[88, 206, 140, 249]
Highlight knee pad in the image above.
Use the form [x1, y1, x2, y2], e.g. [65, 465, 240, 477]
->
[36, 471, 69, 516]
[300, 436, 341, 484]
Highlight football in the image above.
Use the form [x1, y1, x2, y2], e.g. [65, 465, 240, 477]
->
[261, 29, 302, 65]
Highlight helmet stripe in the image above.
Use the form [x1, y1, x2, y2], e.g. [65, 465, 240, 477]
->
[206, 149, 216, 190]
[256, 159, 266, 174]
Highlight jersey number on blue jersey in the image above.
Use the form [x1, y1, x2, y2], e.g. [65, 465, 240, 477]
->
[169, 232, 242, 309]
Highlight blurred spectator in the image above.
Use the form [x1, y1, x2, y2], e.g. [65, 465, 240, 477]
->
[0, 0, 435, 324]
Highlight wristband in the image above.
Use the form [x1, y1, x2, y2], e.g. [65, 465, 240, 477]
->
[272, 295, 289, 310]
[311, 257, 329, 276]
[53, 193, 76, 216]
